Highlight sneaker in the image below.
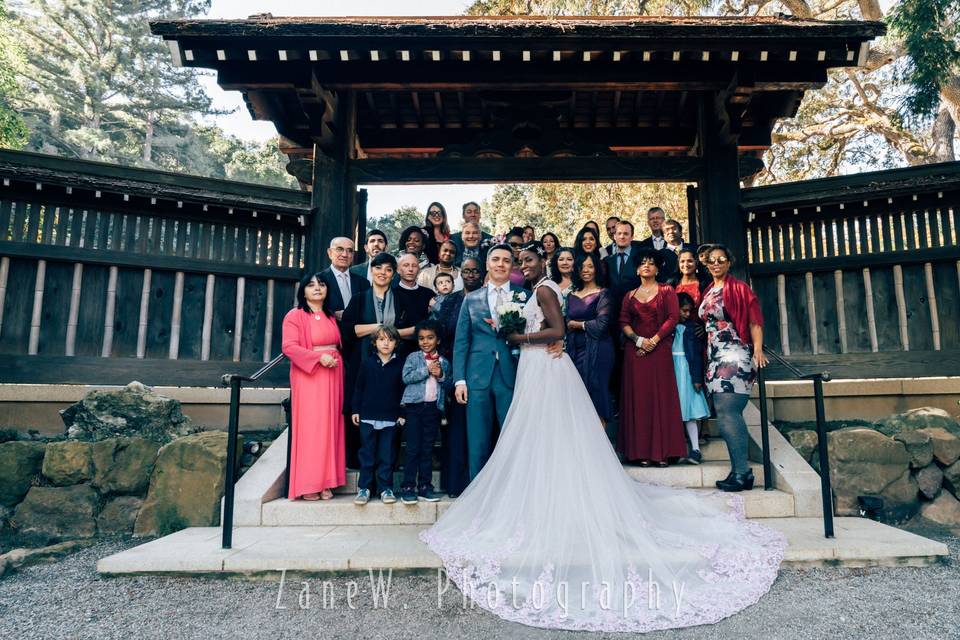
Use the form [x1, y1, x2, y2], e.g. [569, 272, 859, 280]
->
[354, 488, 370, 505]
[686, 450, 702, 465]
[418, 487, 441, 502]
[380, 489, 397, 504]
[400, 488, 418, 505]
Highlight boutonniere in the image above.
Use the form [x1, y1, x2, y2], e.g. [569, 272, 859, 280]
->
[514, 291, 528, 303]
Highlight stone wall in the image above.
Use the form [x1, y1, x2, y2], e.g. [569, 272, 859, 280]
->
[783, 407, 960, 526]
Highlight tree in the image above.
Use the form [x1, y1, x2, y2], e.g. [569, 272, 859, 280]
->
[0, 0, 27, 148]
[9, 0, 221, 165]
[367, 206, 425, 252]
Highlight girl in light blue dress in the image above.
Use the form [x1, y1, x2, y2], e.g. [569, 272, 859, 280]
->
[673, 292, 710, 464]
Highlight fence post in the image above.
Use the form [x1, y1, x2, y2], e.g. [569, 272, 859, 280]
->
[221, 375, 242, 549]
[813, 375, 835, 538]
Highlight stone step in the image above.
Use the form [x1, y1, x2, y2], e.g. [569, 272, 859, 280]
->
[96, 518, 951, 576]
[333, 456, 752, 496]
[264, 483, 793, 527]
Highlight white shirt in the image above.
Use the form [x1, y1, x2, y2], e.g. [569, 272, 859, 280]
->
[487, 281, 509, 318]
[331, 266, 351, 304]
[651, 235, 666, 251]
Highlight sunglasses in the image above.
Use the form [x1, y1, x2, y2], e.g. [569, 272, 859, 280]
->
[427, 210, 443, 216]
[706, 257, 729, 265]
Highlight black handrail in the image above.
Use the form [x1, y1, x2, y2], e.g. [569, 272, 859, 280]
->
[220, 353, 288, 550]
[757, 346, 834, 538]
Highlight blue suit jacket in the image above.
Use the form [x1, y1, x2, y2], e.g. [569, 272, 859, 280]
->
[452, 283, 526, 391]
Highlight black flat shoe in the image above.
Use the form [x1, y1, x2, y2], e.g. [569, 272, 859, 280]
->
[716, 470, 755, 492]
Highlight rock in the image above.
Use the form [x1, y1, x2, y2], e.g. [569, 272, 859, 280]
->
[827, 427, 918, 519]
[41, 441, 93, 486]
[943, 460, 960, 497]
[787, 429, 818, 462]
[0, 539, 94, 572]
[134, 431, 240, 537]
[91, 437, 159, 495]
[97, 496, 143, 534]
[916, 427, 960, 466]
[893, 430, 934, 469]
[877, 407, 960, 438]
[60, 381, 196, 443]
[915, 465, 944, 500]
[0, 504, 11, 529]
[11, 485, 99, 543]
[0, 441, 46, 507]
[919, 491, 960, 527]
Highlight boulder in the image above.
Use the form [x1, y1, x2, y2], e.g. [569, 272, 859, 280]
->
[893, 430, 934, 469]
[0, 441, 46, 507]
[134, 431, 239, 537]
[877, 407, 960, 438]
[60, 381, 195, 443]
[97, 496, 143, 534]
[914, 465, 943, 500]
[11, 485, 99, 543]
[91, 437, 159, 495]
[787, 430, 818, 462]
[0, 540, 94, 572]
[826, 427, 918, 519]
[919, 491, 960, 527]
[41, 441, 93, 486]
[942, 460, 960, 497]
[916, 427, 960, 466]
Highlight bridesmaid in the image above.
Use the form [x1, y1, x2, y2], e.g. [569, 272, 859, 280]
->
[671, 248, 706, 307]
[506, 227, 527, 287]
[549, 247, 576, 315]
[574, 225, 608, 286]
[618, 249, 687, 467]
[540, 232, 560, 264]
[565, 253, 615, 427]
[282, 273, 345, 500]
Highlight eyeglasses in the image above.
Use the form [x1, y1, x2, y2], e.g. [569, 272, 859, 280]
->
[706, 257, 729, 265]
[332, 246, 354, 254]
[508, 242, 523, 248]
[461, 268, 481, 274]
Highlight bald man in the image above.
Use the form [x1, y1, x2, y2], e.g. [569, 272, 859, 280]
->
[319, 237, 370, 320]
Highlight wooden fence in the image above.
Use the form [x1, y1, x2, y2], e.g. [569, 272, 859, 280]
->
[0, 150, 311, 386]
[742, 161, 960, 378]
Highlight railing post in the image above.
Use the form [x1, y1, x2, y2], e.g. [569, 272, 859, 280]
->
[757, 364, 773, 491]
[282, 396, 293, 498]
[222, 374, 242, 549]
[812, 375, 835, 538]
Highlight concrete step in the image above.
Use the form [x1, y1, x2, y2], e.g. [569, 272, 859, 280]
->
[264, 483, 793, 527]
[333, 456, 750, 496]
[96, 517, 951, 576]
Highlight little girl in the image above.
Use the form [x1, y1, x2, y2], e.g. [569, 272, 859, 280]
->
[673, 292, 710, 465]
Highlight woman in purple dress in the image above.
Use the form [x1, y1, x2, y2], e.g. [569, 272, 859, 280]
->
[565, 253, 615, 427]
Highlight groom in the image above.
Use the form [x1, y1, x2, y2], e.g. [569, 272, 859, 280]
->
[453, 244, 525, 480]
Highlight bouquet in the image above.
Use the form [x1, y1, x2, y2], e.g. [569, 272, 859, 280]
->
[495, 300, 527, 358]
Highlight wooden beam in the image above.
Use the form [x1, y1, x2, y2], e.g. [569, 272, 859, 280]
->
[348, 155, 765, 184]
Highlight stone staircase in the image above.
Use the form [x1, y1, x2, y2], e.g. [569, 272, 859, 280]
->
[96, 401, 951, 575]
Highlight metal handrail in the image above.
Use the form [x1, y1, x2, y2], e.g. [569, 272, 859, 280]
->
[757, 345, 834, 538]
[220, 353, 288, 549]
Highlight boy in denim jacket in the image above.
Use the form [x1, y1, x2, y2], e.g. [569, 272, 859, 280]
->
[400, 319, 451, 504]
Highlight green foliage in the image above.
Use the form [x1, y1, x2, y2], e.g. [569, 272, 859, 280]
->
[0, 0, 28, 148]
[889, 0, 960, 117]
[367, 205, 425, 252]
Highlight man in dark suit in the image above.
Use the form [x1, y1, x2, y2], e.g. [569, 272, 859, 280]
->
[602, 215, 620, 257]
[450, 201, 492, 261]
[637, 206, 667, 251]
[603, 220, 643, 304]
[659, 219, 696, 282]
[319, 236, 370, 321]
[349, 229, 387, 283]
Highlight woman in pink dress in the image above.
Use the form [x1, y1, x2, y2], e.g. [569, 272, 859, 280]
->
[618, 249, 687, 466]
[282, 273, 345, 501]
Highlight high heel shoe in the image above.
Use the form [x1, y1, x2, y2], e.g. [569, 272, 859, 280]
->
[716, 469, 755, 492]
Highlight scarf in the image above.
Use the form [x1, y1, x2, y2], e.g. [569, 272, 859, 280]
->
[373, 287, 396, 327]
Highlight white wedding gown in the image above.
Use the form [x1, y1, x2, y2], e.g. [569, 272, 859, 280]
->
[420, 279, 786, 632]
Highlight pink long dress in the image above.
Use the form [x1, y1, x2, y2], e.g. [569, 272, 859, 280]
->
[282, 308, 345, 499]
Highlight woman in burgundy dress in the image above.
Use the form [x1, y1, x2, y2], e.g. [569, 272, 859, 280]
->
[617, 249, 686, 466]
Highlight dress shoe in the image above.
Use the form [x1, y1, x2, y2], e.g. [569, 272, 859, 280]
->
[716, 470, 755, 492]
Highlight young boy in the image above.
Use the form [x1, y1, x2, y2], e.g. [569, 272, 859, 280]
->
[400, 319, 451, 504]
[351, 325, 405, 505]
[428, 272, 455, 318]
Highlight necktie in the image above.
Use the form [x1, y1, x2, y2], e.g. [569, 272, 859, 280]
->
[339, 272, 351, 300]
[494, 286, 506, 329]
[617, 252, 626, 276]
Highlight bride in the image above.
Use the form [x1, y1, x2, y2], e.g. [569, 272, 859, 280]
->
[420, 240, 786, 633]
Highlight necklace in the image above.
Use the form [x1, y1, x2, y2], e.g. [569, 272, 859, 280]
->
[308, 306, 323, 320]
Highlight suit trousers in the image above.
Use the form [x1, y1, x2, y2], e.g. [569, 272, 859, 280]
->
[465, 359, 515, 480]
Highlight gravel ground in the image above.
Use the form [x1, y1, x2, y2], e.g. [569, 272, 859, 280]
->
[1, 523, 958, 640]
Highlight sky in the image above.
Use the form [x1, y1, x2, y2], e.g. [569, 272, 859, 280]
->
[200, 0, 491, 226]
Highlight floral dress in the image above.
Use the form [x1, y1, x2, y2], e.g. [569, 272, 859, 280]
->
[699, 285, 756, 395]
